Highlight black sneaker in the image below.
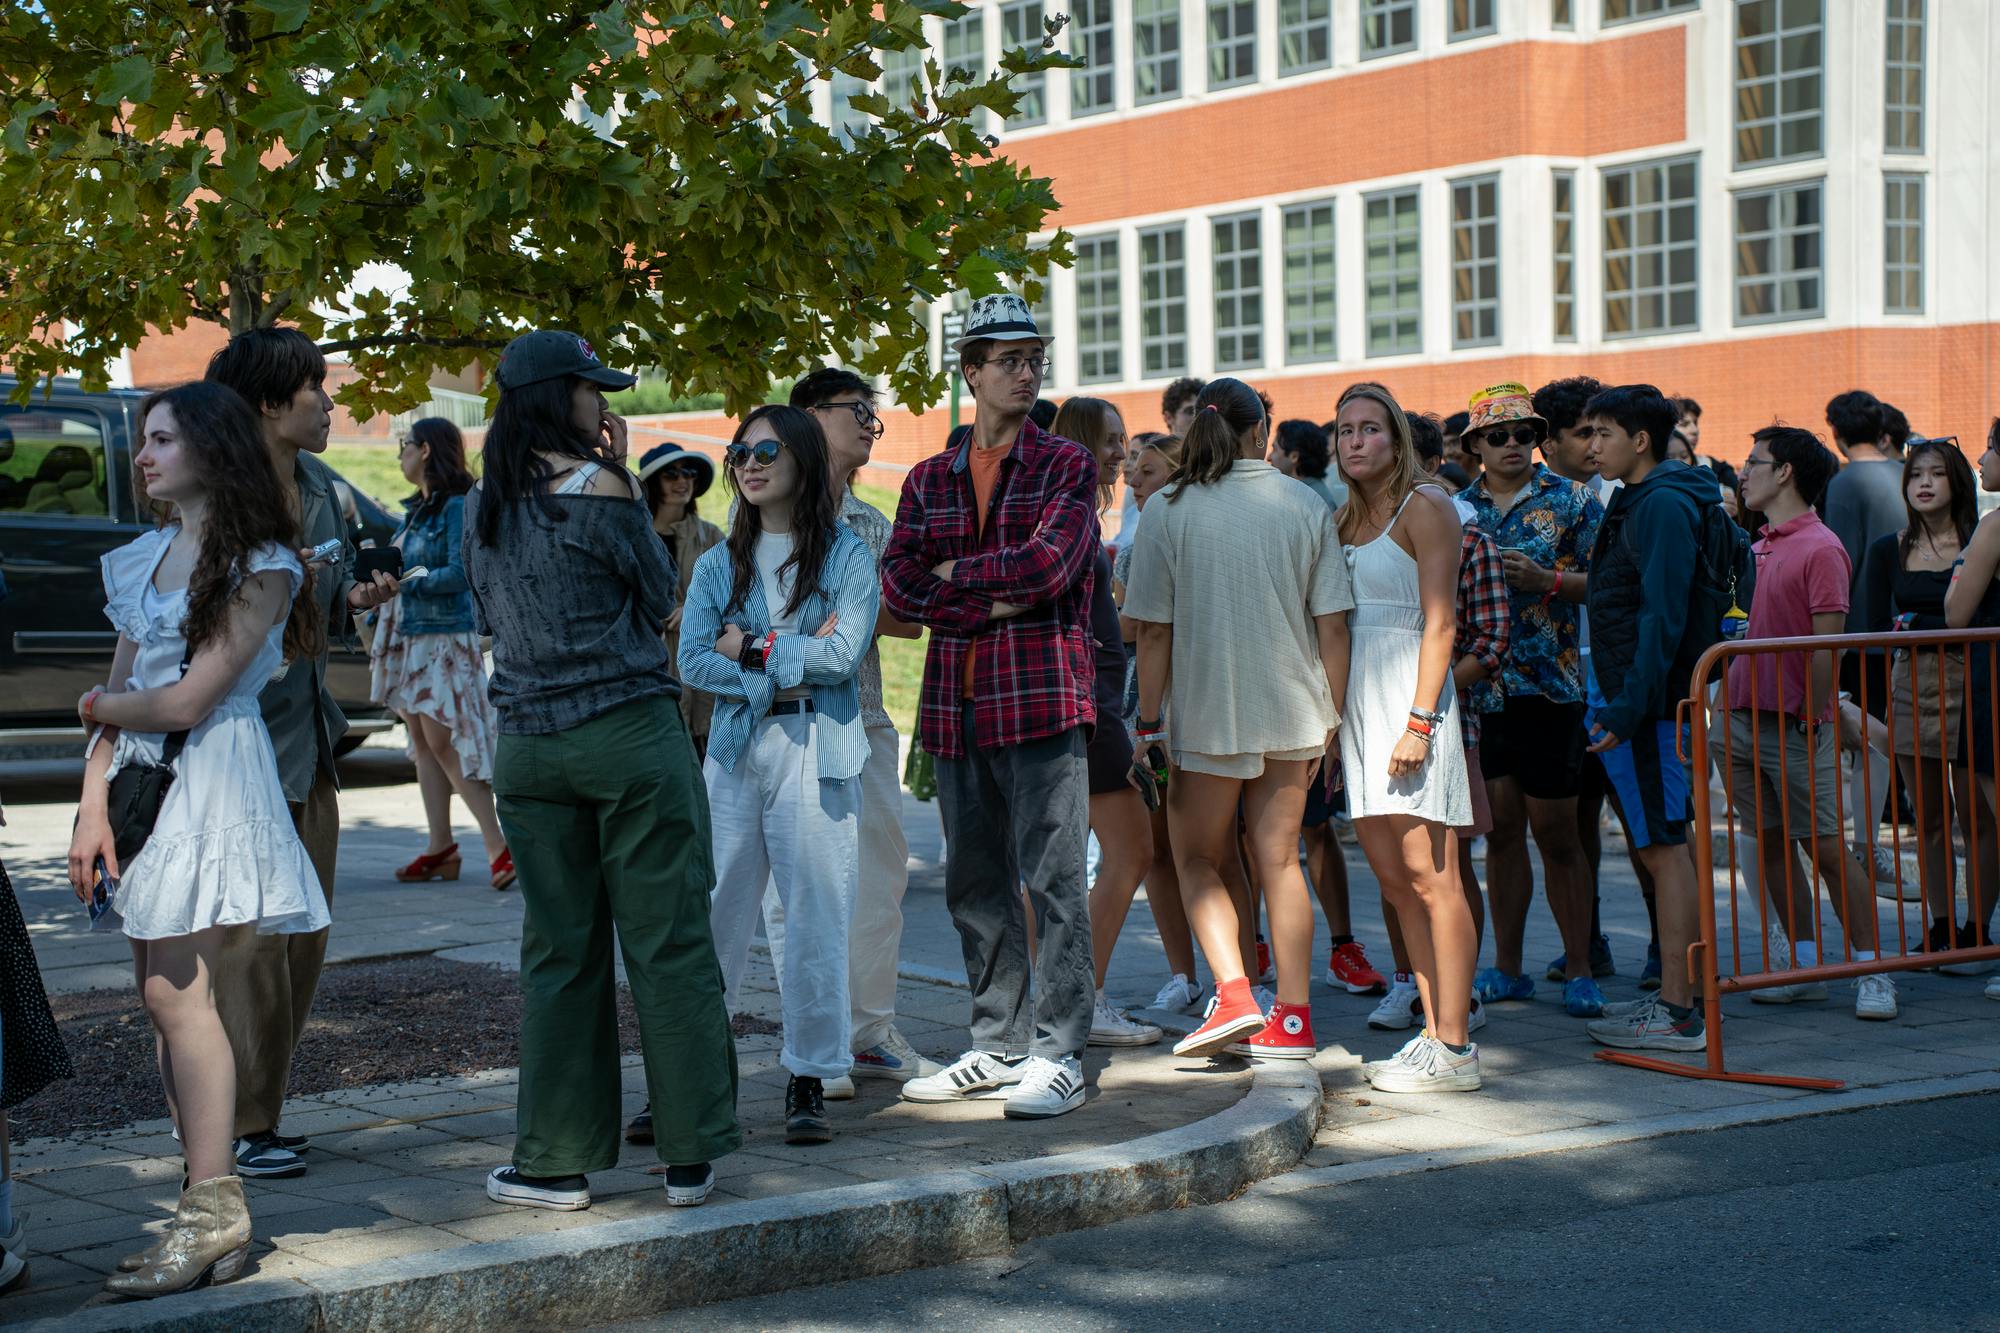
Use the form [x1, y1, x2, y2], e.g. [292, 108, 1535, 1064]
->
[274, 1131, 310, 1153]
[664, 1163, 715, 1207]
[485, 1166, 590, 1211]
[624, 1105, 654, 1145]
[784, 1076, 831, 1145]
[234, 1132, 306, 1178]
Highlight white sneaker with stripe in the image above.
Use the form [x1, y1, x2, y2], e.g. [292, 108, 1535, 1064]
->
[899, 1050, 1025, 1103]
[1003, 1055, 1086, 1119]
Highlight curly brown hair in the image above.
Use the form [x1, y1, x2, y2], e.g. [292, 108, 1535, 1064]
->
[138, 383, 324, 665]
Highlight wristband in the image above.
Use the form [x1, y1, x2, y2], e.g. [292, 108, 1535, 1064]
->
[1405, 726, 1434, 746]
[1408, 706, 1445, 727]
[1406, 716, 1433, 737]
[1542, 571, 1562, 604]
[82, 687, 104, 724]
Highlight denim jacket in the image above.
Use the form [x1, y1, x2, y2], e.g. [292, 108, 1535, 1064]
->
[678, 525, 879, 780]
[395, 493, 476, 635]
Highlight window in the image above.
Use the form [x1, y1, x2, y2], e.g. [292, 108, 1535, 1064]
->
[1279, 0, 1333, 74]
[831, 68, 870, 145]
[1553, 0, 1575, 30]
[1283, 201, 1338, 363]
[1212, 213, 1263, 370]
[1450, 0, 1496, 40]
[1364, 188, 1421, 356]
[1603, 0, 1698, 22]
[1601, 155, 1699, 338]
[0, 408, 110, 517]
[1884, 174, 1925, 315]
[1885, 0, 1924, 154]
[942, 11, 984, 83]
[880, 44, 923, 109]
[1553, 170, 1577, 342]
[1133, 0, 1182, 104]
[1075, 235, 1122, 383]
[1207, 0, 1257, 90]
[1451, 175, 1500, 348]
[1139, 224, 1189, 377]
[1733, 179, 1822, 324]
[1000, 1, 1047, 127]
[1361, 0, 1417, 57]
[1070, 0, 1117, 116]
[1735, 0, 1823, 168]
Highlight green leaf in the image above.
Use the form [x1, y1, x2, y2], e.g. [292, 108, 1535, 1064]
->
[250, 0, 312, 31]
[91, 55, 154, 107]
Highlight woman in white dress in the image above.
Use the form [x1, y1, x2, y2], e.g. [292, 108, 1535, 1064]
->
[67, 382, 329, 1297]
[1333, 382, 1482, 1094]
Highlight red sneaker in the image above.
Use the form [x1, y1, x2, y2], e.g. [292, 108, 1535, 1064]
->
[1254, 938, 1275, 984]
[1172, 992, 1266, 1058]
[1226, 1002, 1317, 1060]
[1326, 941, 1387, 995]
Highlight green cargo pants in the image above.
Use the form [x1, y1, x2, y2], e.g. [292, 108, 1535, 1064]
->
[494, 694, 740, 1174]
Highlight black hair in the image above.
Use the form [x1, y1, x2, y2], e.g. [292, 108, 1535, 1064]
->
[1275, 418, 1331, 478]
[1161, 377, 1207, 422]
[1029, 398, 1059, 431]
[1825, 389, 1885, 451]
[1880, 402, 1910, 449]
[474, 374, 618, 545]
[1666, 429, 1694, 462]
[723, 405, 840, 622]
[1581, 384, 1680, 462]
[1898, 438, 1978, 565]
[1674, 396, 1703, 420]
[789, 367, 873, 410]
[1753, 424, 1838, 508]
[1443, 411, 1470, 438]
[204, 326, 327, 413]
[404, 417, 476, 507]
[1436, 460, 1472, 490]
[1407, 412, 1445, 464]
[1532, 376, 1606, 434]
[1168, 378, 1264, 502]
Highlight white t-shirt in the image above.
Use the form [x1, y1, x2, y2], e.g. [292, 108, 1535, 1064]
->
[754, 529, 801, 634]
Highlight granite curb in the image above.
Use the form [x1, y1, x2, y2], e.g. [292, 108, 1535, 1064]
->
[21, 1065, 1321, 1332]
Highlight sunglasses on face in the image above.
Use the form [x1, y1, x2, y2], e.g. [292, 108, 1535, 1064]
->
[726, 439, 784, 471]
[819, 399, 886, 440]
[662, 465, 702, 482]
[1477, 425, 1543, 450]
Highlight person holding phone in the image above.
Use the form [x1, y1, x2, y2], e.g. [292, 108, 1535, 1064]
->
[680, 405, 879, 1145]
[66, 382, 330, 1296]
[369, 417, 512, 888]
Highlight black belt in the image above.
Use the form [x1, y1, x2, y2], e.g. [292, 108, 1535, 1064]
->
[768, 698, 816, 716]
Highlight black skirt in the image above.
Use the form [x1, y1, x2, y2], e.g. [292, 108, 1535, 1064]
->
[1, 855, 73, 1111]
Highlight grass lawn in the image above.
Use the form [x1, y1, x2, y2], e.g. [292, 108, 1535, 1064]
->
[322, 445, 927, 737]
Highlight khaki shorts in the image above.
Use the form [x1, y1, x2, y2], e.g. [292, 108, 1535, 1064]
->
[1713, 708, 1842, 838]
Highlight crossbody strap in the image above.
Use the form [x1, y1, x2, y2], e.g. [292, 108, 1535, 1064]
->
[160, 642, 193, 765]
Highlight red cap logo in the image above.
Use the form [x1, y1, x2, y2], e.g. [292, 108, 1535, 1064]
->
[575, 336, 595, 362]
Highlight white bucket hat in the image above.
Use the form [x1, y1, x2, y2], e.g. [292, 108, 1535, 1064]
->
[951, 293, 1052, 354]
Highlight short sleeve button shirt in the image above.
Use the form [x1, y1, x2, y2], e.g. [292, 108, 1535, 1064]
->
[1458, 463, 1603, 704]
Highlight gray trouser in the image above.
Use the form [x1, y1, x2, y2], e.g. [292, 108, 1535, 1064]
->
[935, 703, 1092, 1059]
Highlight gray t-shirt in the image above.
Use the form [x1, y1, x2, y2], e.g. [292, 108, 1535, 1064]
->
[840, 490, 895, 732]
[1823, 459, 1906, 632]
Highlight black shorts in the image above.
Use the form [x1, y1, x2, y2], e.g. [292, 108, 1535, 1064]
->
[1480, 695, 1589, 800]
[1302, 763, 1340, 828]
[1086, 720, 1135, 796]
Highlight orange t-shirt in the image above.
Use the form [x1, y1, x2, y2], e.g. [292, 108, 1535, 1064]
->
[961, 442, 1012, 696]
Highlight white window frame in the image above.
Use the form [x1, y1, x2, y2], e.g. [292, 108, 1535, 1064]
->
[1361, 0, 1417, 60]
[1732, 177, 1825, 326]
[1601, 154, 1700, 339]
[1451, 174, 1502, 349]
[1211, 211, 1264, 371]
[1734, 0, 1825, 170]
[1133, 0, 1183, 106]
[1283, 199, 1339, 365]
[1884, 173, 1925, 316]
[1207, 0, 1258, 91]
[1884, 0, 1925, 155]
[1363, 187, 1422, 357]
[1139, 224, 1190, 378]
[1074, 233, 1123, 383]
[1279, 0, 1334, 75]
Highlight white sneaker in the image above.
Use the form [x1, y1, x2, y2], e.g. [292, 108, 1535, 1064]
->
[1751, 981, 1829, 1005]
[1363, 1000, 1478, 1073]
[0, 1215, 24, 1258]
[0, 1247, 22, 1295]
[1367, 974, 1422, 1030]
[1986, 974, 2000, 1000]
[1366, 1033, 1482, 1094]
[823, 1074, 856, 1100]
[900, 1050, 1024, 1103]
[851, 1027, 943, 1082]
[1250, 984, 1276, 1016]
[1859, 843, 1918, 900]
[1854, 973, 1898, 1021]
[1468, 997, 1487, 1034]
[1004, 1055, 1086, 1119]
[1361, 1032, 1425, 1076]
[1088, 990, 1163, 1047]
[1152, 973, 1204, 1013]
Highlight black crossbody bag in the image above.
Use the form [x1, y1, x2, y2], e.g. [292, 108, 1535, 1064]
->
[103, 646, 192, 864]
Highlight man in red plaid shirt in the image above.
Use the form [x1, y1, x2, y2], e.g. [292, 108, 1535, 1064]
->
[881, 295, 1099, 1121]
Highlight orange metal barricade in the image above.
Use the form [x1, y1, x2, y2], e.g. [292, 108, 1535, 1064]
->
[1597, 626, 2000, 1091]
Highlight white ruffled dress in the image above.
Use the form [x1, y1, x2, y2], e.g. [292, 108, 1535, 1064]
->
[99, 528, 330, 940]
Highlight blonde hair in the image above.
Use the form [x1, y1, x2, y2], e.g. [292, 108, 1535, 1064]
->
[1333, 381, 1422, 544]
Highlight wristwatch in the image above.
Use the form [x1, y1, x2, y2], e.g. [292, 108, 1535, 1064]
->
[738, 635, 767, 673]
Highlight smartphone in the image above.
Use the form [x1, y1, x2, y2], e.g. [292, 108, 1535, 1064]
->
[304, 538, 344, 566]
[354, 546, 403, 584]
[89, 856, 118, 931]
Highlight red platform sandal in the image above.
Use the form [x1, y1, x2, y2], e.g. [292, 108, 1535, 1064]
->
[395, 844, 461, 883]
[490, 848, 517, 891]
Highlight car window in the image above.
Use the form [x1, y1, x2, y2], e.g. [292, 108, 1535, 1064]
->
[0, 407, 111, 518]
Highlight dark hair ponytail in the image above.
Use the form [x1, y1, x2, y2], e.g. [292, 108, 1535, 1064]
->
[1166, 377, 1264, 503]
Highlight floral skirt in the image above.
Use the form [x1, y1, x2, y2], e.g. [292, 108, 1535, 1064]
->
[370, 599, 498, 783]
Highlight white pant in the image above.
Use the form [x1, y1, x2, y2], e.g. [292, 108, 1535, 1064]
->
[707, 712, 859, 1080]
[763, 723, 909, 1051]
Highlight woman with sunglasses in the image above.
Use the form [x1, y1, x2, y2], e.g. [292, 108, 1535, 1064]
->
[681, 405, 880, 1146]
[372, 417, 513, 888]
[638, 443, 724, 758]
[464, 330, 738, 1213]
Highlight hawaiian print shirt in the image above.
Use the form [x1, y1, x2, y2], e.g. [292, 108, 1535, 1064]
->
[1458, 463, 1603, 704]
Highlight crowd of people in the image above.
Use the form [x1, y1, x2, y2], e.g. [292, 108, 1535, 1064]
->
[2, 298, 1998, 1303]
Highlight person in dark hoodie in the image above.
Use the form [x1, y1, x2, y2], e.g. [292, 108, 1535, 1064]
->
[1574, 384, 1718, 1054]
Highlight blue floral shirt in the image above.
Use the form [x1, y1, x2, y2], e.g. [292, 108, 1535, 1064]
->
[1458, 464, 1603, 704]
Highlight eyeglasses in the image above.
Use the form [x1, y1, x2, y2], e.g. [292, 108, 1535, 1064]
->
[726, 439, 784, 471]
[1476, 425, 1543, 450]
[970, 354, 1047, 378]
[816, 399, 885, 440]
[1739, 454, 1774, 471]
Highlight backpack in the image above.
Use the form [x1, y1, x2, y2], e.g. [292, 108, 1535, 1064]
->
[1678, 503, 1755, 679]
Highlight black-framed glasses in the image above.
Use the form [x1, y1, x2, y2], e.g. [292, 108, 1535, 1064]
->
[971, 354, 1047, 378]
[726, 439, 784, 470]
[817, 398, 885, 440]
[1476, 424, 1543, 450]
[1739, 454, 1775, 472]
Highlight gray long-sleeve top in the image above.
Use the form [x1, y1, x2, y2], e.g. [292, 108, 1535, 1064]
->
[462, 482, 681, 736]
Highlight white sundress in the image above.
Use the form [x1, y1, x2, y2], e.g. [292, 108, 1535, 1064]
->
[1339, 495, 1473, 826]
[98, 527, 330, 940]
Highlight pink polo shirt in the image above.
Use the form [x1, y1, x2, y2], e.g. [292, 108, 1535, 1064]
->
[1725, 511, 1851, 720]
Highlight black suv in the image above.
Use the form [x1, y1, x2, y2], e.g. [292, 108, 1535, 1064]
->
[0, 376, 397, 752]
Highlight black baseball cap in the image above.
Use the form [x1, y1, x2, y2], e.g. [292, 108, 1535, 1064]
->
[495, 329, 638, 392]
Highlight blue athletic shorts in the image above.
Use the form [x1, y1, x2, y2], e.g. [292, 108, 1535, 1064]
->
[1585, 680, 1692, 849]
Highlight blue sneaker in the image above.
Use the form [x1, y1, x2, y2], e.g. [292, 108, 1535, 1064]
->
[1563, 977, 1607, 1017]
[1546, 934, 1617, 981]
[1638, 945, 1662, 992]
[1473, 967, 1535, 1003]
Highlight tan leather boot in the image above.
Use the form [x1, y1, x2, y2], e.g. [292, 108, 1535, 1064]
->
[104, 1175, 251, 1298]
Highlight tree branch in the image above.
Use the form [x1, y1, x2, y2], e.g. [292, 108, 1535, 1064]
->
[316, 332, 510, 354]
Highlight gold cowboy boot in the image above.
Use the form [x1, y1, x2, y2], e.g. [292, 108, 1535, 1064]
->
[105, 1175, 251, 1298]
[116, 1165, 188, 1272]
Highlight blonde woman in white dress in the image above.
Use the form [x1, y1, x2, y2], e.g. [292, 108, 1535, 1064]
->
[1333, 382, 1481, 1094]
[67, 383, 329, 1298]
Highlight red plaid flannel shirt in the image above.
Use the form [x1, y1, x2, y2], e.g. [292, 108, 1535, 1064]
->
[1456, 522, 1511, 749]
[882, 420, 1100, 759]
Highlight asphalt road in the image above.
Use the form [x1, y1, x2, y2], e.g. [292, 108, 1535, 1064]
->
[601, 1092, 2000, 1331]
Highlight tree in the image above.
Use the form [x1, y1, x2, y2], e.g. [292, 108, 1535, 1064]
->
[0, 0, 1068, 414]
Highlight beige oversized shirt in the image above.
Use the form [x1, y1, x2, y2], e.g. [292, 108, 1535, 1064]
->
[1122, 459, 1354, 759]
